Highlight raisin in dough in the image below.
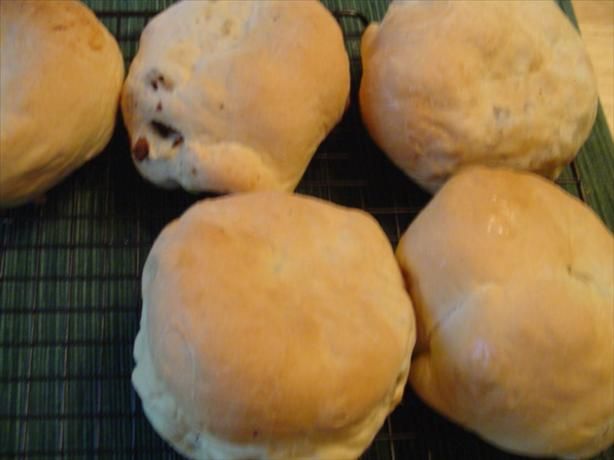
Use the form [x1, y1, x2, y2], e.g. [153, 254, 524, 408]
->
[122, 0, 350, 193]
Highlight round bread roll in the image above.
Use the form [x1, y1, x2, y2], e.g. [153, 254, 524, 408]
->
[0, 0, 124, 207]
[397, 167, 614, 458]
[133, 192, 416, 459]
[360, 0, 598, 193]
[121, 0, 350, 194]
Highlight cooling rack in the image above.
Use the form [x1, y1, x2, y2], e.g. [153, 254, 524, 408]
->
[1, 0, 612, 459]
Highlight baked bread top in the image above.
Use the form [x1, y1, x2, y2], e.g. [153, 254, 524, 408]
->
[360, 0, 598, 192]
[397, 166, 613, 458]
[133, 192, 416, 459]
[0, 0, 124, 207]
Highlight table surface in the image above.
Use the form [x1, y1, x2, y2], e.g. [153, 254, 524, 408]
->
[573, 0, 614, 131]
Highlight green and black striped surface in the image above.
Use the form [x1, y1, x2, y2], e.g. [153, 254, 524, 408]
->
[1, 0, 612, 458]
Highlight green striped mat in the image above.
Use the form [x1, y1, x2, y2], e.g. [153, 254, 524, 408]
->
[0, 1, 612, 459]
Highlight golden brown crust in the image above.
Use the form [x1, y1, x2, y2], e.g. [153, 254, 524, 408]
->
[397, 166, 614, 458]
[0, 0, 124, 207]
[138, 192, 415, 447]
[360, 1, 598, 192]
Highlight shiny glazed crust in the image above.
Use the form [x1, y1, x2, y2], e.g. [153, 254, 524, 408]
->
[397, 166, 614, 458]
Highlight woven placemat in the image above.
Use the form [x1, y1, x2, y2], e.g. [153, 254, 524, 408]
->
[1, 0, 612, 458]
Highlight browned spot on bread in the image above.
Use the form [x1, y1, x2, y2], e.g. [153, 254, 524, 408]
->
[88, 29, 105, 51]
[493, 106, 510, 123]
[133, 137, 150, 161]
[222, 19, 233, 36]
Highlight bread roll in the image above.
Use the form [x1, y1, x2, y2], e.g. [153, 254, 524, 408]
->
[397, 166, 613, 458]
[360, 0, 598, 192]
[133, 192, 416, 459]
[0, 0, 124, 207]
[121, 0, 350, 194]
